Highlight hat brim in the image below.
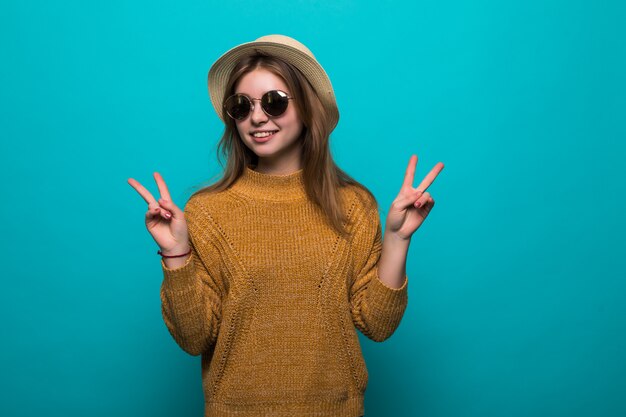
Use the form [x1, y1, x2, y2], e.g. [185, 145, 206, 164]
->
[208, 41, 339, 130]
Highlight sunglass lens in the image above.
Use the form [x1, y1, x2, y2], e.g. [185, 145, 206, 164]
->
[262, 90, 290, 117]
[224, 95, 250, 120]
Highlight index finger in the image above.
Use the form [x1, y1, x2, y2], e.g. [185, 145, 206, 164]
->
[415, 162, 445, 192]
[402, 155, 418, 189]
[127, 178, 158, 206]
[153, 172, 172, 202]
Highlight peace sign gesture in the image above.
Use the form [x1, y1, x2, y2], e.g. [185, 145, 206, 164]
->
[127, 172, 190, 255]
[385, 155, 444, 240]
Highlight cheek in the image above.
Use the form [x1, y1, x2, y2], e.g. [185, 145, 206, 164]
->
[235, 122, 248, 138]
[285, 111, 304, 132]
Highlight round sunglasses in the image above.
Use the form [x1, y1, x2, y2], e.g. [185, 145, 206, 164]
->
[223, 90, 293, 121]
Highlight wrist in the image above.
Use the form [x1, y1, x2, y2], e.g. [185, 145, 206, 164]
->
[384, 228, 412, 243]
[158, 245, 191, 258]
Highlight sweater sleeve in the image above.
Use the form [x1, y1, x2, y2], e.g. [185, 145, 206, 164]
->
[159, 198, 223, 356]
[349, 202, 408, 342]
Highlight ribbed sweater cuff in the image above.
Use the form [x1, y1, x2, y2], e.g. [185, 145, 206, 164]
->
[160, 255, 196, 292]
[369, 271, 408, 320]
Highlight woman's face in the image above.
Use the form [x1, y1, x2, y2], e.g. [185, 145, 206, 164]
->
[233, 68, 305, 174]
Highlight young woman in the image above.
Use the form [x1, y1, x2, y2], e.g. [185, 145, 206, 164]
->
[128, 34, 443, 417]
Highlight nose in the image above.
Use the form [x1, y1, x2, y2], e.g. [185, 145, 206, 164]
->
[250, 99, 269, 125]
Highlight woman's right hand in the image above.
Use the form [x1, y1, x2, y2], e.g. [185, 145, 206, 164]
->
[127, 172, 190, 255]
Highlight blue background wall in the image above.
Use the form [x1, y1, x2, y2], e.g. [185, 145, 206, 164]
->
[2, 0, 625, 416]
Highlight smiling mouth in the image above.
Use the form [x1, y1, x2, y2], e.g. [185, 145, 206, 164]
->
[251, 130, 278, 138]
[251, 131, 278, 142]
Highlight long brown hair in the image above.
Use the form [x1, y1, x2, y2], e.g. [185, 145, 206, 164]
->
[191, 53, 377, 238]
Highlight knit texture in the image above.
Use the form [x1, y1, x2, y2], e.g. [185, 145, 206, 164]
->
[160, 166, 409, 417]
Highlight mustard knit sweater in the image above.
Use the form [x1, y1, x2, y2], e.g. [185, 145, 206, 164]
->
[160, 166, 409, 417]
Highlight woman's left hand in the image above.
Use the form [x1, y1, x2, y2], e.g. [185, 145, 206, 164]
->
[385, 155, 444, 240]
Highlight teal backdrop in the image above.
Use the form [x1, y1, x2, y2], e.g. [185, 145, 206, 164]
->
[2, 0, 625, 416]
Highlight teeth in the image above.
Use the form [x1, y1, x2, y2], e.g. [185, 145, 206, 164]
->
[252, 131, 277, 138]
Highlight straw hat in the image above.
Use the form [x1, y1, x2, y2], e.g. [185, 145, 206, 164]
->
[207, 34, 339, 131]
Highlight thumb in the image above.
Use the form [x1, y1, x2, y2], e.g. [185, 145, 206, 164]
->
[158, 198, 182, 218]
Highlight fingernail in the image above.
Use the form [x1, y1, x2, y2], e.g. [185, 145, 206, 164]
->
[165, 212, 171, 218]
[415, 201, 422, 208]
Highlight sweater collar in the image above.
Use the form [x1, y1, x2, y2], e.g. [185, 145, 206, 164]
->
[230, 166, 307, 202]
